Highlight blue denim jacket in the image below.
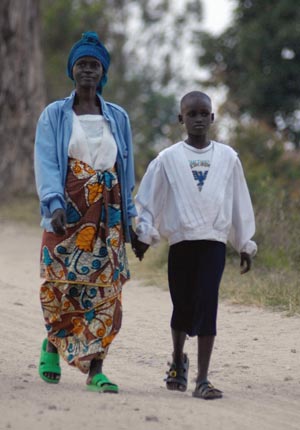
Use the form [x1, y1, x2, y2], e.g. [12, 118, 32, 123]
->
[34, 91, 137, 242]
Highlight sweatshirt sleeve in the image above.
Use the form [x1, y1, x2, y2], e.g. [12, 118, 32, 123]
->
[135, 156, 167, 246]
[228, 158, 258, 257]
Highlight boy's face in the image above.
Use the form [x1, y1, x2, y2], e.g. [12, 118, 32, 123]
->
[178, 95, 214, 137]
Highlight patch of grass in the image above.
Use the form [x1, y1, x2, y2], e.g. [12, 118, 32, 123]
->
[127, 242, 168, 288]
[221, 260, 300, 315]
[0, 194, 40, 225]
[128, 243, 300, 316]
[256, 247, 291, 270]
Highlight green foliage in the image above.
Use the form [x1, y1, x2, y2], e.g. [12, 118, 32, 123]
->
[41, 0, 109, 99]
[197, 0, 300, 144]
[230, 121, 300, 272]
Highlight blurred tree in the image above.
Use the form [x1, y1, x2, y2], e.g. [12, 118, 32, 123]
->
[230, 120, 300, 270]
[197, 0, 300, 146]
[41, 0, 203, 177]
[41, 0, 108, 100]
[0, 0, 45, 198]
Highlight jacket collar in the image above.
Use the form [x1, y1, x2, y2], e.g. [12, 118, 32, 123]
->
[61, 90, 106, 113]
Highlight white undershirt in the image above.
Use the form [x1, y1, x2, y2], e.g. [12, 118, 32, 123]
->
[68, 113, 117, 171]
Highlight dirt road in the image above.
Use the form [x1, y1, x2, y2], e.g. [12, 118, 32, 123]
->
[0, 222, 299, 430]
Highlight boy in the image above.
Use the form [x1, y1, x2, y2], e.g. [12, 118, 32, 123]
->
[134, 91, 257, 399]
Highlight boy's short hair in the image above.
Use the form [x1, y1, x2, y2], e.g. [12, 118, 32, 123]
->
[180, 91, 212, 109]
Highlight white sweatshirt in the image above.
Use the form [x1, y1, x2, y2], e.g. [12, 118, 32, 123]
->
[135, 141, 257, 256]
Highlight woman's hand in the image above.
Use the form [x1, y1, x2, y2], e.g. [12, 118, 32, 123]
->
[240, 252, 251, 274]
[51, 208, 67, 235]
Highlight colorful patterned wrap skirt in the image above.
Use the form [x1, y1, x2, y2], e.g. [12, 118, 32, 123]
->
[40, 158, 129, 373]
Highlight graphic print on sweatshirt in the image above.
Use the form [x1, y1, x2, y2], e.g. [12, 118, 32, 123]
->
[183, 142, 213, 192]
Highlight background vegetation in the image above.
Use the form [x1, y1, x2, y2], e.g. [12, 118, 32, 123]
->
[1, 0, 300, 314]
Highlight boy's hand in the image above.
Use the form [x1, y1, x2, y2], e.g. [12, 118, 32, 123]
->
[135, 240, 149, 261]
[129, 226, 138, 247]
[240, 252, 251, 274]
[51, 208, 67, 235]
[129, 226, 141, 259]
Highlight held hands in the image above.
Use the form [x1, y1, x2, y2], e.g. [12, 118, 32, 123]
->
[135, 240, 150, 261]
[51, 208, 67, 236]
[240, 252, 251, 274]
[129, 226, 149, 261]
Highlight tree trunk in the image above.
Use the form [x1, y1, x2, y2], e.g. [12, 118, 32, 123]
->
[0, 0, 45, 199]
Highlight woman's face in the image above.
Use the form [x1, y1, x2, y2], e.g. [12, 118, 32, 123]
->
[72, 56, 103, 89]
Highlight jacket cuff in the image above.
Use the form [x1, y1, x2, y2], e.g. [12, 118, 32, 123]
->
[49, 198, 64, 215]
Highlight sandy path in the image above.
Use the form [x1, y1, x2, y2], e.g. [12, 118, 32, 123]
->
[0, 222, 299, 430]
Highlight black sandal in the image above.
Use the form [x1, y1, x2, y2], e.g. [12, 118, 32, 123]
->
[192, 380, 223, 400]
[165, 354, 189, 392]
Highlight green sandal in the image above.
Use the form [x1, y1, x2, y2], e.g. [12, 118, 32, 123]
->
[87, 373, 119, 393]
[39, 338, 61, 384]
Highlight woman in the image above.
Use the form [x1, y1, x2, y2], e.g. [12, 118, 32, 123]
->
[34, 32, 138, 393]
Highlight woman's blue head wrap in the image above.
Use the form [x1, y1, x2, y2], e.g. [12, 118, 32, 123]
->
[67, 31, 110, 93]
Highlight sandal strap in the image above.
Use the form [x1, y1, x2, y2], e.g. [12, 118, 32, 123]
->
[194, 380, 223, 399]
[39, 339, 61, 383]
[90, 373, 117, 388]
[165, 354, 189, 387]
[40, 339, 60, 366]
[197, 380, 222, 391]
